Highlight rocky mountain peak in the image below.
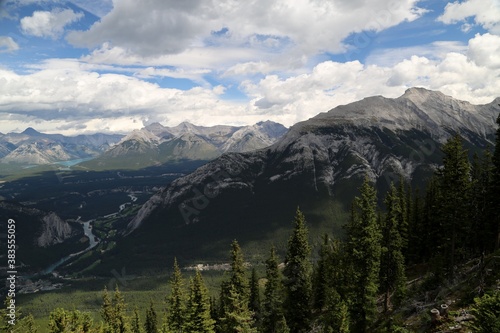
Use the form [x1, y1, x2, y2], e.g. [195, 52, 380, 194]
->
[22, 127, 41, 136]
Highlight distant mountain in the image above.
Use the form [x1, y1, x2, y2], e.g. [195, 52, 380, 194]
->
[79, 121, 287, 170]
[0, 129, 123, 165]
[111, 88, 500, 269]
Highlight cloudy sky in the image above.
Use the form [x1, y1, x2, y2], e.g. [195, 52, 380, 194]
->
[0, 0, 499, 135]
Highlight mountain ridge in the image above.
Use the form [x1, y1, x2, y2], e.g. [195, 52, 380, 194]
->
[123, 88, 500, 243]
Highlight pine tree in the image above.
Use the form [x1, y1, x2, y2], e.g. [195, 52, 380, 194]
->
[100, 286, 128, 333]
[101, 286, 114, 327]
[380, 183, 407, 312]
[144, 300, 157, 333]
[438, 134, 472, 280]
[230, 240, 249, 300]
[219, 240, 256, 332]
[113, 286, 128, 333]
[471, 151, 494, 254]
[49, 308, 94, 333]
[283, 207, 313, 333]
[262, 246, 286, 333]
[313, 233, 332, 311]
[345, 177, 382, 333]
[490, 112, 500, 251]
[397, 177, 409, 253]
[131, 307, 142, 333]
[186, 270, 215, 333]
[166, 258, 186, 333]
[249, 268, 261, 324]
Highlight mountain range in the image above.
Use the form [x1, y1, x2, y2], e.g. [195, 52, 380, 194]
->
[105, 88, 500, 270]
[0, 128, 122, 165]
[77, 121, 287, 170]
[0, 121, 287, 170]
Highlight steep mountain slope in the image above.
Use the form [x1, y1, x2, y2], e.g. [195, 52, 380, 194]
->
[104, 88, 499, 271]
[80, 121, 287, 170]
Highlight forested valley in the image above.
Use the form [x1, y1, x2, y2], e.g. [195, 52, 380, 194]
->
[3, 116, 500, 333]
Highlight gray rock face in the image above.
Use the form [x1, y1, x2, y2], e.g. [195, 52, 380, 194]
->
[125, 88, 500, 234]
[96, 121, 287, 167]
[0, 129, 122, 164]
[36, 212, 76, 247]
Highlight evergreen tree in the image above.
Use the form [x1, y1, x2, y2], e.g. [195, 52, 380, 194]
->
[49, 308, 94, 333]
[229, 240, 249, 300]
[131, 307, 142, 333]
[100, 286, 128, 333]
[283, 207, 313, 333]
[113, 286, 128, 333]
[262, 246, 286, 333]
[471, 151, 494, 254]
[397, 177, 409, 253]
[219, 240, 256, 332]
[438, 134, 472, 280]
[313, 233, 333, 311]
[224, 285, 258, 333]
[101, 286, 114, 327]
[144, 300, 157, 333]
[166, 258, 186, 333]
[249, 267, 261, 324]
[186, 270, 215, 333]
[490, 112, 500, 251]
[345, 177, 382, 333]
[380, 183, 407, 312]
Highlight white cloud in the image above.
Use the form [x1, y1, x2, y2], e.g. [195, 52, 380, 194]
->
[2, 32, 500, 135]
[0, 36, 19, 53]
[467, 33, 500, 69]
[366, 41, 467, 66]
[20, 8, 83, 39]
[67, 0, 425, 59]
[438, 0, 500, 34]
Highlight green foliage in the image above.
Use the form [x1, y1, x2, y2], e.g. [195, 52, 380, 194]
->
[185, 271, 215, 333]
[48, 308, 94, 333]
[438, 134, 472, 280]
[100, 286, 128, 333]
[380, 183, 407, 312]
[490, 112, 500, 251]
[130, 307, 142, 333]
[166, 258, 186, 333]
[283, 207, 313, 333]
[248, 267, 261, 325]
[468, 290, 500, 333]
[219, 240, 256, 332]
[144, 300, 157, 333]
[262, 247, 286, 333]
[345, 177, 382, 333]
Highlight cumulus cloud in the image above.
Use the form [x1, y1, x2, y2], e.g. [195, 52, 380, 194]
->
[67, 0, 425, 58]
[2, 31, 500, 135]
[20, 8, 83, 39]
[0, 36, 19, 53]
[438, 0, 500, 34]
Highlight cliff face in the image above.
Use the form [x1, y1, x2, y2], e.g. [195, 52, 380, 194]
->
[36, 212, 77, 247]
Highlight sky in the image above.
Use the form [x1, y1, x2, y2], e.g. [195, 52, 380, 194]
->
[0, 0, 499, 135]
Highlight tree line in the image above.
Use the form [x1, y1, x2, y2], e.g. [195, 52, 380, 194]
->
[2, 114, 500, 332]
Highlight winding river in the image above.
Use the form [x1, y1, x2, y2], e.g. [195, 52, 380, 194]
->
[38, 194, 138, 276]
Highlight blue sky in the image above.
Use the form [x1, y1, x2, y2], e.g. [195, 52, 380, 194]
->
[0, 0, 499, 135]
